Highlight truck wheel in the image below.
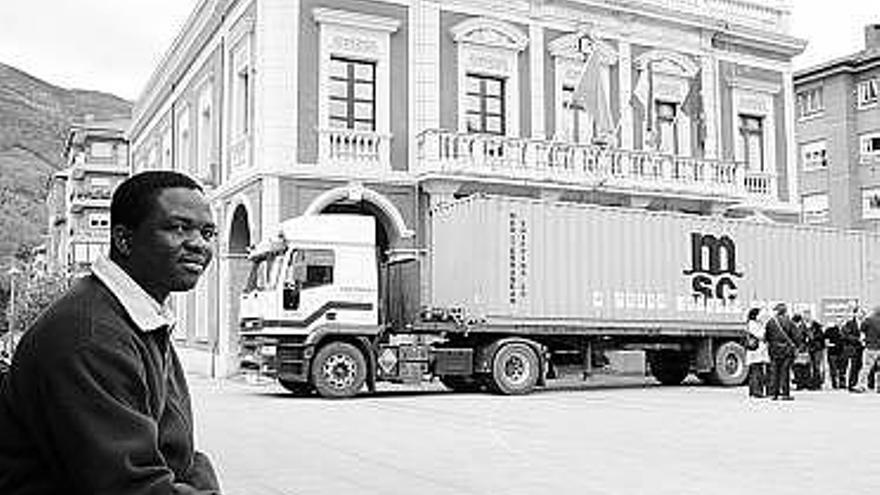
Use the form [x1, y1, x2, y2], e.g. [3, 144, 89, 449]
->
[311, 342, 366, 398]
[278, 379, 314, 397]
[489, 342, 540, 395]
[648, 351, 689, 385]
[439, 375, 483, 393]
[710, 341, 748, 386]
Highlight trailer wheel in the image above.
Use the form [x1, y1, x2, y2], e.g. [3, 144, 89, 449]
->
[648, 351, 690, 385]
[710, 341, 748, 386]
[278, 379, 314, 397]
[489, 342, 540, 395]
[439, 375, 484, 393]
[311, 342, 366, 398]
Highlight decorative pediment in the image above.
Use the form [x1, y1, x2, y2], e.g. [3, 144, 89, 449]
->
[634, 49, 699, 77]
[548, 32, 618, 65]
[450, 17, 528, 52]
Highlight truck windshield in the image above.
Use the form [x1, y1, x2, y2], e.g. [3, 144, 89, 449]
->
[245, 254, 282, 292]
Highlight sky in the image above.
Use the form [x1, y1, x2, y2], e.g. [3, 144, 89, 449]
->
[0, 0, 877, 102]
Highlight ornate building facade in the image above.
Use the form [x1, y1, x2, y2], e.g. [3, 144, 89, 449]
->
[129, 0, 805, 376]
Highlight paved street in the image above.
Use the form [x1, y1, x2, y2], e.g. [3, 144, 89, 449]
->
[191, 375, 880, 495]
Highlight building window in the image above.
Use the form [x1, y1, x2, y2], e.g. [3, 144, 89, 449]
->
[796, 87, 823, 118]
[161, 129, 173, 170]
[197, 83, 213, 179]
[90, 142, 113, 159]
[739, 115, 764, 172]
[802, 193, 829, 224]
[176, 105, 191, 174]
[656, 101, 678, 155]
[863, 188, 880, 220]
[88, 213, 110, 229]
[465, 74, 505, 135]
[860, 132, 880, 160]
[235, 67, 250, 136]
[858, 79, 879, 108]
[328, 57, 376, 131]
[801, 140, 828, 171]
[231, 33, 253, 140]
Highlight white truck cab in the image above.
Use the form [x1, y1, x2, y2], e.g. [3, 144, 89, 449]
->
[241, 214, 378, 334]
[239, 215, 383, 395]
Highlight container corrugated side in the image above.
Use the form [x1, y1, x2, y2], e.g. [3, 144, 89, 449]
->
[429, 195, 880, 331]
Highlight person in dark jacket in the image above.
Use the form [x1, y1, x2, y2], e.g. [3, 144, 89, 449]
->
[765, 302, 797, 400]
[790, 313, 811, 390]
[802, 309, 825, 390]
[857, 306, 880, 392]
[0, 171, 221, 494]
[842, 305, 865, 392]
[825, 322, 846, 389]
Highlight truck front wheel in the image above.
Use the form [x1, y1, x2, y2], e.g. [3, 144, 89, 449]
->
[710, 341, 748, 386]
[311, 342, 367, 398]
[489, 342, 540, 395]
[648, 350, 690, 385]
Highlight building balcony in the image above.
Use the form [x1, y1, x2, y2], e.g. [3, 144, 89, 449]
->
[69, 188, 113, 208]
[317, 128, 391, 172]
[416, 130, 777, 204]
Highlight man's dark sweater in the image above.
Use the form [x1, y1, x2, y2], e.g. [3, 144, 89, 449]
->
[0, 275, 219, 494]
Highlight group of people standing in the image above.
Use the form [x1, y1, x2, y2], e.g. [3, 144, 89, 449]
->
[744, 302, 880, 400]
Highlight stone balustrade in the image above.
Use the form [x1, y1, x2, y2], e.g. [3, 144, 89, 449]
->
[417, 129, 778, 202]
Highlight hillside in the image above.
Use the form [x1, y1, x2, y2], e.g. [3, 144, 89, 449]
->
[0, 62, 131, 262]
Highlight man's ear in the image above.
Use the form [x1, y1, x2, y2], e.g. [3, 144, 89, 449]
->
[111, 225, 133, 257]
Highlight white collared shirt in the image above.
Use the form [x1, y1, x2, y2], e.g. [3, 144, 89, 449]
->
[91, 255, 176, 332]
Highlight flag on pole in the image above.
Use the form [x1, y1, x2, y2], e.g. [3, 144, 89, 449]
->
[681, 69, 705, 149]
[571, 51, 615, 139]
[631, 61, 657, 149]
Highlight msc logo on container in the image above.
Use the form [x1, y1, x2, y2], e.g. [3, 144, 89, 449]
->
[682, 232, 743, 303]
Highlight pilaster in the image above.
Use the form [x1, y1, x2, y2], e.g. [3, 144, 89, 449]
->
[530, 24, 546, 139]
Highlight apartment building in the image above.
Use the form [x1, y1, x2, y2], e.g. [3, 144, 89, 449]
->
[795, 24, 880, 230]
[47, 118, 130, 275]
[129, 0, 805, 376]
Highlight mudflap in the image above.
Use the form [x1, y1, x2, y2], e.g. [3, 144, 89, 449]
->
[359, 336, 377, 393]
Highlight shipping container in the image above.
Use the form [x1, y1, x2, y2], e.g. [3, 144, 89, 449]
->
[429, 195, 880, 333]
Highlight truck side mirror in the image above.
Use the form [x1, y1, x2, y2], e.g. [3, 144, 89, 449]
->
[283, 282, 300, 310]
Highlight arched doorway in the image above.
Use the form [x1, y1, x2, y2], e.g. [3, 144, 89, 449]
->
[225, 204, 251, 374]
[304, 184, 416, 329]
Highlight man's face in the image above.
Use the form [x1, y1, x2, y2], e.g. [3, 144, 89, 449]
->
[125, 187, 216, 300]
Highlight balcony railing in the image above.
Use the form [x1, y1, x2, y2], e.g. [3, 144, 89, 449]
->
[416, 130, 774, 201]
[742, 170, 777, 198]
[70, 188, 113, 205]
[318, 128, 390, 170]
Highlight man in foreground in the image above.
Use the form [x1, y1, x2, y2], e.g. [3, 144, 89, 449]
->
[0, 171, 221, 494]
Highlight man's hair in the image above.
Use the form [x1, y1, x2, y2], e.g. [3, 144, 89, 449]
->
[111, 171, 203, 229]
[746, 307, 761, 322]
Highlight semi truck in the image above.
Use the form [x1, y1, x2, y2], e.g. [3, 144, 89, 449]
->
[239, 194, 880, 398]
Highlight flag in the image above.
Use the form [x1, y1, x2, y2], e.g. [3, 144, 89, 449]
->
[681, 69, 705, 149]
[631, 62, 656, 148]
[571, 51, 615, 138]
